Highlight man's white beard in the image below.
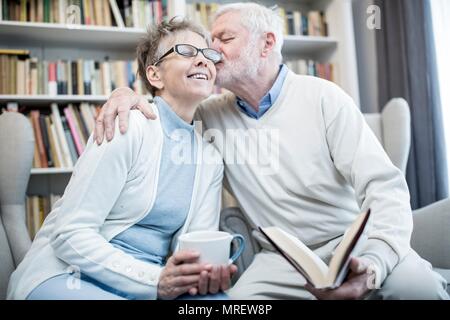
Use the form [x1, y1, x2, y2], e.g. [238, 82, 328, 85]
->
[216, 43, 261, 89]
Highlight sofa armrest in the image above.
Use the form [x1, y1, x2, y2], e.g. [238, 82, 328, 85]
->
[411, 198, 450, 269]
[219, 207, 260, 281]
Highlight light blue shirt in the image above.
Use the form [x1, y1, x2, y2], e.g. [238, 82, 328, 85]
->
[236, 64, 288, 119]
[110, 96, 197, 266]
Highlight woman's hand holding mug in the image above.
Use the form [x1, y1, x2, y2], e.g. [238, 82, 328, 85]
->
[178, 231, 246, 297]
[157, 250, 213, 300]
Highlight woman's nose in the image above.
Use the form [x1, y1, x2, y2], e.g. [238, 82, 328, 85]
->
[194, 55, 208, 67]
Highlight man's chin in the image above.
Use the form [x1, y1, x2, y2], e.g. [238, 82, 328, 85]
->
[215, 73, 232, 88]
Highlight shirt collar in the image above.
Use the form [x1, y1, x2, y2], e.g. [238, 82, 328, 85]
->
[236, 64, 289, 119]
[153, 96, 195, 137]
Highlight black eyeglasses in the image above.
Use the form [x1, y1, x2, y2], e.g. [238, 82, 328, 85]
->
[154, 44, 222, 66]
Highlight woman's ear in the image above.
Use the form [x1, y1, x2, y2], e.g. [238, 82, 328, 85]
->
[262, 32, 276, 58]
[146, 65, 164, 91]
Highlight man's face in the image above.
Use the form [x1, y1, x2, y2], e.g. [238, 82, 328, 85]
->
[211, 11, 262, 88]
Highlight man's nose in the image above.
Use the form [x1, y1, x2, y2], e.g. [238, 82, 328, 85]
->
[212, 39, 221, 51]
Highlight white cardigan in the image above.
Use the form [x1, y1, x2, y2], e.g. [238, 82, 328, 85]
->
[7, 109, 224, 300]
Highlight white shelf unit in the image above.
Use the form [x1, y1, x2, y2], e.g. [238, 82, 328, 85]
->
[0, 0, 359, 197]
[0, 21, 145, 51]
[30, 168, 74, 175]
[0, 94, 109, 104]
[0, 21, 338, 58]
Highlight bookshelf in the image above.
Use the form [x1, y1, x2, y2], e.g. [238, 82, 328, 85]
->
[0, 94, 109, 105]
[0, 21, 145, 51]
[31, 168, 73, 175]
[0, 0, 359, 235]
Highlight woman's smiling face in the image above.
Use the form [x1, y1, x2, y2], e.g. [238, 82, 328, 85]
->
[147, 31, 217, 104]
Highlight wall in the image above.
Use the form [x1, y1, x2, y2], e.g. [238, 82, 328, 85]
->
[352, 0, 379, 113]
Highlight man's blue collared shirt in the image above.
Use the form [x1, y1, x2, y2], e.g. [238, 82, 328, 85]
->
[236, 64, 288, 119]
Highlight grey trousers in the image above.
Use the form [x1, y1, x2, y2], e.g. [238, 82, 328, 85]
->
[228, 237, 449, 300]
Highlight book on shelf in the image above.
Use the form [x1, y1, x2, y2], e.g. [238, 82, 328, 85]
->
[0, 0, 172, 28]
[186, 2, 328, 37]
[26, 194, 61, 239]
[259, 209, 371, 289]
[285, 59, 335, 82]
[0, 50, 146, 95]
[16, 102, 102, 169]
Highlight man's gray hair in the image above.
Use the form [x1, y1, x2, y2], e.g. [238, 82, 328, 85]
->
[213, 2, 284, 63]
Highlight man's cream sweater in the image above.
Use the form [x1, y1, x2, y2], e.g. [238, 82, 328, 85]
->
[196, 71, 413, 285]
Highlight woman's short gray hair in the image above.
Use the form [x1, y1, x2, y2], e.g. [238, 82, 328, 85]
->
[213, 2, 284, 63]
[136, 17, 211, 95]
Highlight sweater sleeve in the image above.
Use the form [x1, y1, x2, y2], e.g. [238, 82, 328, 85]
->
[49, 112, 162, 300]
[323, 85, 413, 286]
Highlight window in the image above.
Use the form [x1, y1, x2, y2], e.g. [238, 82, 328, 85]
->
[431, 0, 450, 185]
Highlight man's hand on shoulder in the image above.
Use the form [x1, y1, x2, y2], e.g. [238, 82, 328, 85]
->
[94, 87, 157, 145]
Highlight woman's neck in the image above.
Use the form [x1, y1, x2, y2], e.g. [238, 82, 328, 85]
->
[157, 94, 199, 124]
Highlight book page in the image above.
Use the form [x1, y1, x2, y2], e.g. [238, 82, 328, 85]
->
[261, 227, 329, 287]
[326, 210, 371, 286]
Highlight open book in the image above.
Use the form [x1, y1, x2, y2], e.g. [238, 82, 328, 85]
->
[259, 209, 371, 289]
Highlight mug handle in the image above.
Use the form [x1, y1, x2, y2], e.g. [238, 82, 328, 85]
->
[228, 234, 245, 265]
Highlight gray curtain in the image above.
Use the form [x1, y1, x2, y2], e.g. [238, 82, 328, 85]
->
[375, 0, 448, 209]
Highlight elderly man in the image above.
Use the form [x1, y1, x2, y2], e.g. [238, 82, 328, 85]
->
[94, 2, 448, 299]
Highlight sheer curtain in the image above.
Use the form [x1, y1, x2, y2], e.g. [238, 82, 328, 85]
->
[431, 0, 450, 187]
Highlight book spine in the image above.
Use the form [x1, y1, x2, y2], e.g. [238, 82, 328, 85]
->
[51, 103, 74, 167]
[61, 115, 79, 164]
[64, 106, 84, 156]
[59, 0, 65, 24]
[71, 60, 77, 95]
[29, 115, 41, 168]
[45, 115, 61, 168]
[109, 0, 124, 27]
[48, 62, 57, 95]
[83, 60, 91, 95]
[72, 104, 89, 143]
[103, 0, 112, 26]
[39, 114, 54, 167]
[77, 59, 84, 95]
[80, 102, 95, 134]
[31, 110, 49, 168]
[48, 118, 63, 168]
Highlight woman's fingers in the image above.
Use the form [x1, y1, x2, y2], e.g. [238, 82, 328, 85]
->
[208, 266, 221, 294]
[174, 263, 212, 277]
[220, 265, 231, 291]
[168, 250, 200, 266]
[188, 287, 198, 296]
[229, 264, 238, 276]
[198, 270, 209, 295]
[171, 274, 202, 287]
[171, 284, 198, 299]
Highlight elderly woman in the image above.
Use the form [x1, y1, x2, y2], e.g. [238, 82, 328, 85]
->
[7, 18, 235, 300]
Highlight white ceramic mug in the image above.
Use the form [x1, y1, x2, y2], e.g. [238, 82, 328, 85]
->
[178, 231, 245, 265]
